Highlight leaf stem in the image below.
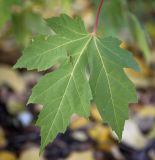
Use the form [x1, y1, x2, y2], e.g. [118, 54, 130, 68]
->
[93, 0, 105, 34]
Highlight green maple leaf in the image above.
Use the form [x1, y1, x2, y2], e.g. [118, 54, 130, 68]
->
[14, 14, 139, 151]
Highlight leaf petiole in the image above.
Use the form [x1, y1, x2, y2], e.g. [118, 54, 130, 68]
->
[93, 0, 105, 34]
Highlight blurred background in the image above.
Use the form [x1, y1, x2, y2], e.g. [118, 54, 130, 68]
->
[0, 0, 155, 160]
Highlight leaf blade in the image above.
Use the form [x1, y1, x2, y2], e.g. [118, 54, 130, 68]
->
[14, 14, 139, 151]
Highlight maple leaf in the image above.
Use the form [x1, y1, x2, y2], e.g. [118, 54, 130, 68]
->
[14, 14, 139, 151]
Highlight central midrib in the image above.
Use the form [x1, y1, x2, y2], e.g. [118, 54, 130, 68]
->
[94, 37, 119, 131]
